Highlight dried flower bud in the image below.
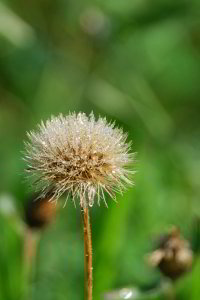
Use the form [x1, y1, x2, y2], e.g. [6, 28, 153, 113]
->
[24, 192, 57, 229]
[24, 112, 135, 208]
[147, 227, 193, 280]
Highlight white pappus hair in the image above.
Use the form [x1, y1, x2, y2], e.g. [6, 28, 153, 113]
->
[24, 112, 135, 208]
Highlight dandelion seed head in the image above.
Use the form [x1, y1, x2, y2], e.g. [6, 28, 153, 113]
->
[24, 112, 135, 208]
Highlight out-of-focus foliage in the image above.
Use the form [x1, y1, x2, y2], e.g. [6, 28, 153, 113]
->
[0, 0, 200, 299]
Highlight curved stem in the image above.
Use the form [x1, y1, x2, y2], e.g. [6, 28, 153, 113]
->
[81, 205, 93, 300]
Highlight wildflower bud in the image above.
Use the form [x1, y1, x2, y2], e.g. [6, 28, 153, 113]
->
[24, 192, 57, 229]
[147, 227, 193, 280]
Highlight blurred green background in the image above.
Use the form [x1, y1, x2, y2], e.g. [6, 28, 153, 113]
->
[0, 0, 200, 299]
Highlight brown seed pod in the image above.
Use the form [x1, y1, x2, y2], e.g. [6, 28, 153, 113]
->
[147, 227, 193, 280]
[24, 192, 57, 229]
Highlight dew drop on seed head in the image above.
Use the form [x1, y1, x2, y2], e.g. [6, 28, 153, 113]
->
[89, 198, 94, 207]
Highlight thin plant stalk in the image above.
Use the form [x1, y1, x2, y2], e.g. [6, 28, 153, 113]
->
[81, 204, 93, 300]
[23, 228, 39, 299]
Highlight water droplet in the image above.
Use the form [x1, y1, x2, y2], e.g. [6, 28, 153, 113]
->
[88, 186, 96, 207]
[89, 198, 94, 207]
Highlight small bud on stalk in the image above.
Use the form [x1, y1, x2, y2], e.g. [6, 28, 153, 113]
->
[147, 227, 193, 280]
[24, 192, 57, 230]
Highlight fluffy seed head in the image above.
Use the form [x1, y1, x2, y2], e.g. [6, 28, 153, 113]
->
[24, 112, 135, 208]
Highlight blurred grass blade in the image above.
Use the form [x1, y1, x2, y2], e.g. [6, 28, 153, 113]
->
[0, 2, 35, 47]
[89, 77, 173, 139]
[131, 75, 174, 139]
